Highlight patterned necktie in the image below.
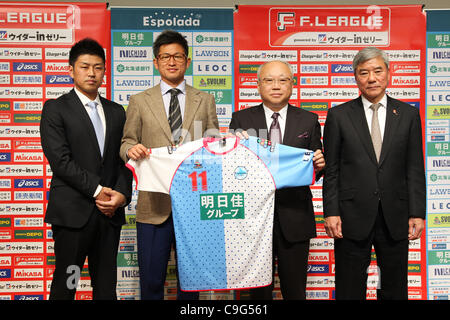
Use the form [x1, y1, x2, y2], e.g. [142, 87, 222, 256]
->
[87, 101, 104, 156]
[168, 88, 182, 143]
[269, 112, 282, 144]
[370, 103, 382, 162]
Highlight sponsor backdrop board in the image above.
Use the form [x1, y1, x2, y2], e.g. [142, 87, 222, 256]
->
[0, 2, 110, 300]
[425, 9, 450, 300]
[110, 7, 234, 300]
[234, 5, 427, 300]
[0, 2, 444, 300]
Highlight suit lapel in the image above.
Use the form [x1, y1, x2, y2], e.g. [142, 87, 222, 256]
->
[378, 96, 401, 166]
[252, 104, 268, 139]
[144, 85, 173, 142]
[347, 96, 378, 165]
[181, 85, 201, 140]
[283, 104, 301, 145]
[100, 96, 112, 158]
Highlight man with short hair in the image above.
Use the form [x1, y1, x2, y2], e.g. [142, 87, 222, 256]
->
[40, 38, 132, 300]
[229, 60, 325, 299]
[323, 47, 426, 300]
[120, 30, 219, 300]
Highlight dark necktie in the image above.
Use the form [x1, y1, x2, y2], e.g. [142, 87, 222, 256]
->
[269, 112, 282, 144]
[168, 88, 182, 143]
[370, 103, 382, 162]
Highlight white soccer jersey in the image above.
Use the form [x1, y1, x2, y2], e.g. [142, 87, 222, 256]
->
[126, 136, 314, 291]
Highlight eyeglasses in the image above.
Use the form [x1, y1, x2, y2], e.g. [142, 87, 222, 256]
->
[157, 53, 187, 63]
[260, 78, 292, 86]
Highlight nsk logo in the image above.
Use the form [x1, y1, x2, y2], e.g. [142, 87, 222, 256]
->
[45, 75, 73, 84]
[13, 62, 42, 72]
[331, 64, 353, 73]
[14, 179, 43, 188]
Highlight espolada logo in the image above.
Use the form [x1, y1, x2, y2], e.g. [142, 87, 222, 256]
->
[143, 12, 201, 28]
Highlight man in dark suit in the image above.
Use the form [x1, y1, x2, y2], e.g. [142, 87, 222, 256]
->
[229, 60, 325, 299]
[323, 47, 425, 300]
[40, 38, 132, 300]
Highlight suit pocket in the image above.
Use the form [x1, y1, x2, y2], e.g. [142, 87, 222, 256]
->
[339, 188, 355, 200]
[397, 190, 408, 200]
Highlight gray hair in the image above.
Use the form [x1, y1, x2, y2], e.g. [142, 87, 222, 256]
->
[353, 47, 389, 73]
[257, 60, 294, 80]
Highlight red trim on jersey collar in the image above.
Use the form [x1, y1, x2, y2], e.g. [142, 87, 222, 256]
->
[203, 136, 240, 155]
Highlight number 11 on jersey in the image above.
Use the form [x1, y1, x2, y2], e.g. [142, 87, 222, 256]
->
[188, 171, 208, 191]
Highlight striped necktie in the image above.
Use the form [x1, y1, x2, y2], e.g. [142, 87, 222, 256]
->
[269, 112, 282, 144]
[168, 88, 182, 143]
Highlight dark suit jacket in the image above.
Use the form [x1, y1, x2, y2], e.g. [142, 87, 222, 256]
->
[229, 104, 323, 242]
[40, 89, 132, 228]
[323, 95, 425, 241]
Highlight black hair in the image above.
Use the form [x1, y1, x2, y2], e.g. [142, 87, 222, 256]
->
[153, 30, 189, 57]
[69, 38, 105, 66]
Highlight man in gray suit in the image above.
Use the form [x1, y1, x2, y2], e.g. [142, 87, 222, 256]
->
[120, 30, 219, 300]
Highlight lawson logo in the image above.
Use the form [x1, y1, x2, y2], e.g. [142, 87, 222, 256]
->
[13, 62, 42, 72]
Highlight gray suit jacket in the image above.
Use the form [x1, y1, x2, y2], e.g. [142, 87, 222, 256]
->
[120, 83, 219, 224]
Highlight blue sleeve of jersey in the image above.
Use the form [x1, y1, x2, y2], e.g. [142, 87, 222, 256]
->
[243, 136, 314, 189]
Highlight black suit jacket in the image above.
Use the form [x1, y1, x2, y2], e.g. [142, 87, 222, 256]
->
[229, 104, 323, 242]
[40, 89, 132, 228]
[323, 95, 426, 241]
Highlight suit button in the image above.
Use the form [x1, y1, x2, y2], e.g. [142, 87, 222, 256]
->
[374, 190, 379, 195]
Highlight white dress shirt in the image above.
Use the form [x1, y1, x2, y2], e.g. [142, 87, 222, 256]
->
[160, 79, 186, 121]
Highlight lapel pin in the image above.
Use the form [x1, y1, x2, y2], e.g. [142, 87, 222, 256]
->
[393, 109, 399, 116]
[298, 132, 309, 139]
